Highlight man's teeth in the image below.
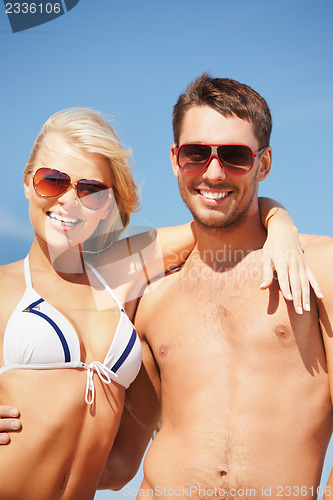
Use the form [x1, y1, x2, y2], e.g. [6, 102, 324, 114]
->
[48, 213, 80, 225]
[199, 191, 229, 200]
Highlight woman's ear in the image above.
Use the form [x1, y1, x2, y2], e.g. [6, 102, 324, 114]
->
[257, 146, 272, 182]
[98, 189, 116, 221]
[24, 172, 32, 201]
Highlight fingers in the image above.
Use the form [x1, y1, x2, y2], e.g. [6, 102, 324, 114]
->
[0, 417, 21, 431]
[261, 254, 323, 314]
[287, 264, 306, 314]
[286, 258, 323, 314]
[0, 433, 10, 444]
[260, 255, 274, 290]
[0, 406, 19, 418]
[305, 265, 324, 300]
[273, 262, 294, 304]
[299, 266, 311, 312]
[0, 406, 21, 444]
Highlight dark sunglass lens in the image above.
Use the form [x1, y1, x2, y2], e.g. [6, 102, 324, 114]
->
[218, 145, 253, 174]
[77, 180, 109, 210]
[178, 144, 211, 172]
[33, 168, 70, 196]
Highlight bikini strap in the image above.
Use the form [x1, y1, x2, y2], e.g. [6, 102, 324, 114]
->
[85, 262, 124, 311]
[23, 255, 33, 289]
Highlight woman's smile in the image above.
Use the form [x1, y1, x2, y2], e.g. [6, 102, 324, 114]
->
[47, 210, 83, 231]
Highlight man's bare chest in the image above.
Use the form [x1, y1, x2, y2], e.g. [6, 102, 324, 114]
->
[145, 273, 324, 379]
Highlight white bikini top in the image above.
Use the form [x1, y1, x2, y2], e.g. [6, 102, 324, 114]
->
[0, 256, 142, 405]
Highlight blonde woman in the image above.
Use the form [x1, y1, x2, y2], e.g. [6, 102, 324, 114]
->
[0, 108, 319, 499]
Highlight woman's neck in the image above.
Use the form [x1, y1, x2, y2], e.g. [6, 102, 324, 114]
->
[29, 237, 86, 278]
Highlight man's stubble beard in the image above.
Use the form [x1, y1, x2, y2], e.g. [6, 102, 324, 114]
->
[178, 179, 258, 235]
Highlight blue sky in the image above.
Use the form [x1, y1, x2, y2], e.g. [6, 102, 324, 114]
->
[0, 0, 332, 498]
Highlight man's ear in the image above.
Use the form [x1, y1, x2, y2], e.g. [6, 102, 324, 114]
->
[24, 173, 31, 201]
[257, 146, 272, 182]
[170, 144, 179, 178]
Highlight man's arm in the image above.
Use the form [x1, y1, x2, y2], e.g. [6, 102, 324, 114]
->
[99, 293, 161, 490]
[317, 239, 333, 500]
[302, 235, 333, 499]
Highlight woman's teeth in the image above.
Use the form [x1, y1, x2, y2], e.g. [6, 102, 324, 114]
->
[48, 212, 80, 226]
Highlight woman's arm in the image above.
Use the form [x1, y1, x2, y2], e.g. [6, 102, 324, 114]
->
[259, 197, 322, 314]
[156, 222, 196, 272]
[151, 198, 322, 313]
[98, 198, 320, 308]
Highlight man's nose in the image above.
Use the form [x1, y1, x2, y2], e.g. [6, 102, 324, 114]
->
[202, 156, 227, 182]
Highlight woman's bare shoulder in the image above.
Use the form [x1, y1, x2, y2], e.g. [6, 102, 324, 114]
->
[0, 260, 26, 328]
[0, 260, 25, 289]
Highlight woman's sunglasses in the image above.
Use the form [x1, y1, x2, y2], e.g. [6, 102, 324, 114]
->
[176, 143, 265, 175]
[32, 167, 110, 211]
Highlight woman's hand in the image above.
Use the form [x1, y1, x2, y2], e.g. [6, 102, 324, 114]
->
[260, 217, 323, 314]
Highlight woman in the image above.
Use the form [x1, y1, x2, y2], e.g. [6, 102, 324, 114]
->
[0, 108, 319, 499]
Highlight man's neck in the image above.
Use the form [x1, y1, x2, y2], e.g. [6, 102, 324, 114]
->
[193, 211, 267, 269]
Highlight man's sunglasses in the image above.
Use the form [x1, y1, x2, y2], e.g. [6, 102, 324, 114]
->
[176, 143, 265, 175]
[32, 167, 110, 211]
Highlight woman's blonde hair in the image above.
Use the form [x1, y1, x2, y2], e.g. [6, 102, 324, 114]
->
[24, 108, 140, 253]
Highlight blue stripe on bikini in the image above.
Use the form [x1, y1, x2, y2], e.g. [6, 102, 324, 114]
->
[111, 328, 137, 372]
[23, 299, 71, 362]
[24, 298, 44, 310]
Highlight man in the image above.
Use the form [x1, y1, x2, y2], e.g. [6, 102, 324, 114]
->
[100, 74, 333, 498]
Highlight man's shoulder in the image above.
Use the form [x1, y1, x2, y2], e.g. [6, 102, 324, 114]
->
[299, 234, 333, 257]
[299, 234, 333, 288]
[142, 267, 183, 302]
[135, 268, 182, 324]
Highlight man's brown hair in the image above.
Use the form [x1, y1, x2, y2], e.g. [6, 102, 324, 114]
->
[172, 73, 272, 148]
